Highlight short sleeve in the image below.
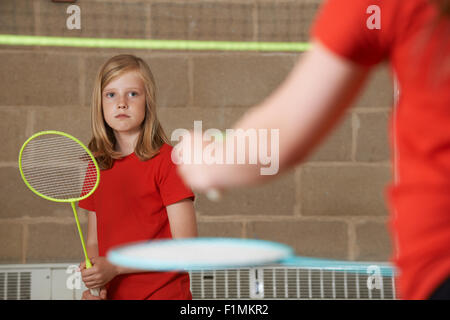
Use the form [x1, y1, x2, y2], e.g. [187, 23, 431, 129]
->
[78, 160, 97, 212]
[311, 0, 393, 66]
[157, 144, 195, 207]
[78, 190, 96, 211]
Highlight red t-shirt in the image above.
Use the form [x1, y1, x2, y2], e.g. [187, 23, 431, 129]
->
[313, 0, 450, 299]
[78, 143, 195, 300]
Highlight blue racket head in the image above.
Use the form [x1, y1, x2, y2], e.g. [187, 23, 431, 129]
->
[107, 237, 295, 271]
[281, 256, 396, 277]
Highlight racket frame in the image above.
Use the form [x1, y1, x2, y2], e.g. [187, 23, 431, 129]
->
[18, 130, 101, 294]
[107, 237, 396, 277]
[108, 237, 295, 271]
[18, 130, 100, 203]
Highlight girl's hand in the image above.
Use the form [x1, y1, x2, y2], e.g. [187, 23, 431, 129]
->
[80, 256, 119, 289]
[81, 287, 107, 300]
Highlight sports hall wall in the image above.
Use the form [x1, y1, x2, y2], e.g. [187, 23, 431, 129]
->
[0, 0, 394, 264]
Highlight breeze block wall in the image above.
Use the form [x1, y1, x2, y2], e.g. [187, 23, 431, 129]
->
[0, 0, 394, 264]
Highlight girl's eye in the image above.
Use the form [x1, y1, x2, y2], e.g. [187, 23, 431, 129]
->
[105, 92, 114, 98]
[129, 91, 138, 97]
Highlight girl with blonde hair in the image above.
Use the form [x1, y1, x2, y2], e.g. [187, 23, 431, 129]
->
[79, 54, 197, 300]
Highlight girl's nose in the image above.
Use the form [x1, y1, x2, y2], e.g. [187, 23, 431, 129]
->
[117, 96, 128, 109]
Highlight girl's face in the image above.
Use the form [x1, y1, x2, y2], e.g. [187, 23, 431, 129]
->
[102, 70, 147, 136]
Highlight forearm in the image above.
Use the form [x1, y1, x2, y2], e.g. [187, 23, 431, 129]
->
[241, 49, 367, 170]
[212, 41, 368, 187]
[86, 244, 98, 260]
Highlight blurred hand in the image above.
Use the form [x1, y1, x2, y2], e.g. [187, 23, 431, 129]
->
[174, 130, 262, 195]
[173, 130, 224, 193]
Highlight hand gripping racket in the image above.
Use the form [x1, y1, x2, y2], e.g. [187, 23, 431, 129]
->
[19, 130, 101, 296]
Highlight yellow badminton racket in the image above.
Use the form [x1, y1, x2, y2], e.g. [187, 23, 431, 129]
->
[18, 130, 100, 296]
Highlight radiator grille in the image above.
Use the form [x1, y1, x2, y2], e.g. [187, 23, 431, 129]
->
[0, 264, 397, 300]
[0, 272, 31, 300]
[189, 267, 398, 300]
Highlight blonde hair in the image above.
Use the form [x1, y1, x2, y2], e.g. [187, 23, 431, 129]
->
[88, 54, 169, 170]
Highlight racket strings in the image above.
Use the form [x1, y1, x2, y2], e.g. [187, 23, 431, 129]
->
[20, 134, 98, 200]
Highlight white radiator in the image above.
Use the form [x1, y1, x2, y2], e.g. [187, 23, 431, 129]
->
[0, 263, 87, 300]
[0, 263, 397, 300]
[189, 266, 398, 300]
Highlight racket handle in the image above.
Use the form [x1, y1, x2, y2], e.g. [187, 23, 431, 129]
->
[90, 288, 100, 297]
[85, 258, 100, 297]
[206, 188, 222, 201]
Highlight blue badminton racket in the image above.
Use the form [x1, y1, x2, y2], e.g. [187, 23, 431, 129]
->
[107, 237, 395, 277]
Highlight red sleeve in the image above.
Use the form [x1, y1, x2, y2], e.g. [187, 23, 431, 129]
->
[78, 160, 97, 212]
[311, 0, 395, 66]
[78, 192, 96, 211]
[157, 144, 195, 207]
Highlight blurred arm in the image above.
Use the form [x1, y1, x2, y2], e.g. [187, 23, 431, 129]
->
[234, 40, 369, 174]
[177, 40, 370, 191]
